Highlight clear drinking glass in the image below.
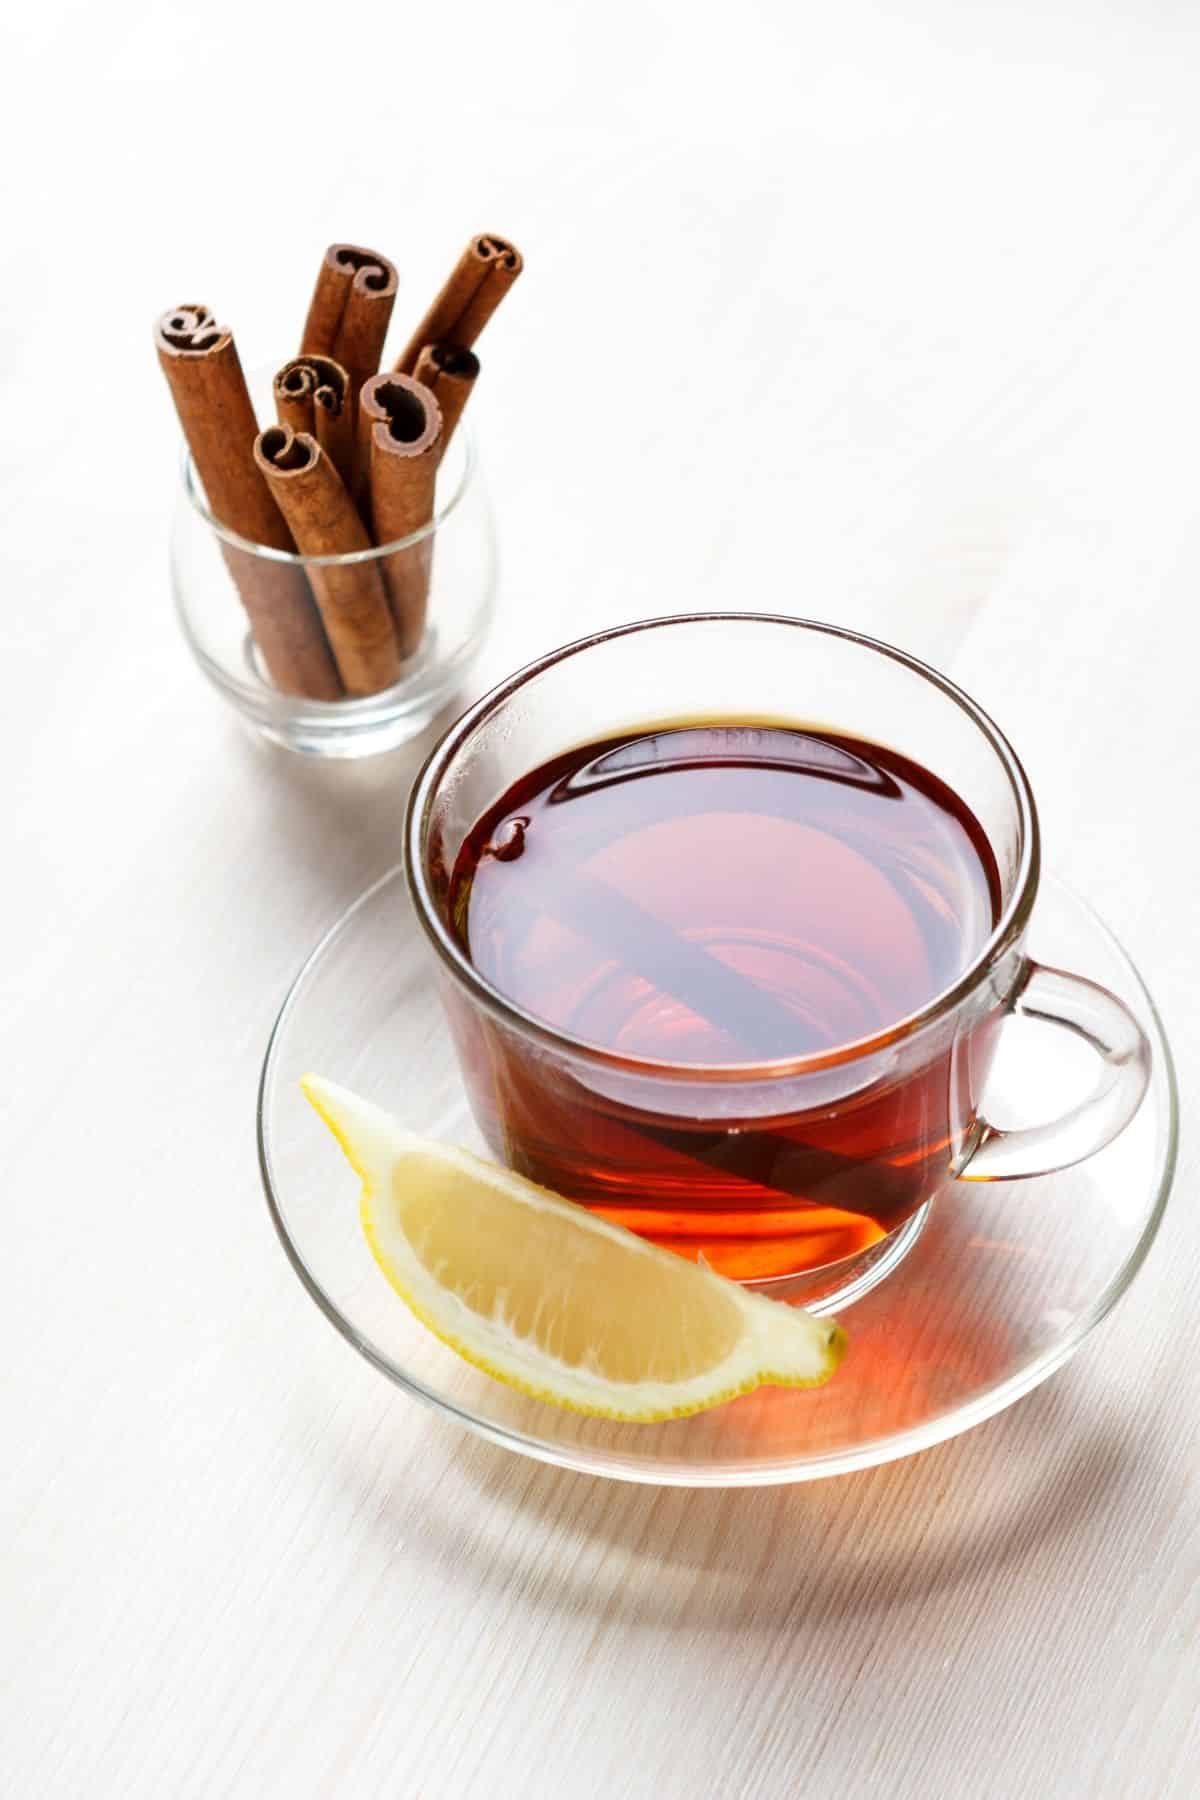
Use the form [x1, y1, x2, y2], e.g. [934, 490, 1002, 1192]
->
[171, 412, 497, 758]
[404, 614, 1151, 1296]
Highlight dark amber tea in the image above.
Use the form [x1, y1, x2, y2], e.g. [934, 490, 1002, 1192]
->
[441, 724, 1001, 1280]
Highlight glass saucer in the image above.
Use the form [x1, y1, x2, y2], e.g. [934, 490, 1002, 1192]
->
[258, 870, 1177, 1486]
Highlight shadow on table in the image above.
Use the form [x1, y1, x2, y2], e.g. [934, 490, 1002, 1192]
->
[224, 694, 462, 897]
[346, 1369, 1174, 1635]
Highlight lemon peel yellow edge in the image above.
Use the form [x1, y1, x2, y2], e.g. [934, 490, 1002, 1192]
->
[301, 1073, 378, 1199]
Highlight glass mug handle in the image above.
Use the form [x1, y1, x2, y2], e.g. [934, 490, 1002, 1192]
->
[957, 961, 1152, 1182]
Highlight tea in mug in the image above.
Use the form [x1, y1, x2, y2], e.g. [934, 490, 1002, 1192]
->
[440, 724, 1001, 1279]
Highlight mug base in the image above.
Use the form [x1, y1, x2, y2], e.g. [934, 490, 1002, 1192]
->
[747, 1201, 933, 1315]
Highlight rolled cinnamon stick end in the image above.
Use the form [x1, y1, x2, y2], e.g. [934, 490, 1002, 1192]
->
[359, 374, 443, 659]
[155, 305, 342, 701]
[300, 245, 398, 409]
[394, 234, 522, 375]
[274, 354, 355, 490]
[159, 306, 294, 549]
[412, 343, 479, 452]
[254, 427, 402, 697]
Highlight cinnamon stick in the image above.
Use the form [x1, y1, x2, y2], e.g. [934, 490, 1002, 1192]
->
[273, 354, 356, 490]
[359, 374, 443, 659]
[300, 244, 398, 411]
[412, 343, 479, 452]
[154, 305, 342, 701]
[254, 428, 402, 696]
[393, 234, 522, 374]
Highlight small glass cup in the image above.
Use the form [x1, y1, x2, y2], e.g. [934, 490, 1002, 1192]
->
[404, 614, 1152, 1295]
[171, 413, 497, 758]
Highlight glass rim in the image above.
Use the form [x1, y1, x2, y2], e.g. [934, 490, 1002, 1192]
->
[180, 423, 476, 567]
[404, 613, 1042, 1083]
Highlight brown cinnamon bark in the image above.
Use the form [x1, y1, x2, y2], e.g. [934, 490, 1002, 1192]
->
[412, 344, 479, 451]
[254, 428, 402, 696]
[359, 374, 443, 659]
[154, 305, 342, 701]
[300, 245, 398, 412]
[393, 235, 522, 374]
[273, 354, 355, 490]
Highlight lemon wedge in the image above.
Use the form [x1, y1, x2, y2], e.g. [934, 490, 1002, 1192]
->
[302, 1075, 847, 1422]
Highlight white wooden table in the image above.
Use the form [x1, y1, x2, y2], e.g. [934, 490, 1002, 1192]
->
[4, 5, 1198, 1793]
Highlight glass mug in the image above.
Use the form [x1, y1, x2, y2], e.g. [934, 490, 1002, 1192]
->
[405, 615, 1151, 1289]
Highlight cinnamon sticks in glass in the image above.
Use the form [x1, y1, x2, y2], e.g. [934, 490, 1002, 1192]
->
[157, 228, 521, 707]
[254, 428, 403, 696]
[155, 306, 342, 700]
[359, 375, 443, 658]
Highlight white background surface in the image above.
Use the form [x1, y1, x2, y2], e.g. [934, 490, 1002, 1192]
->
[2, 3, 1198, 1794]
